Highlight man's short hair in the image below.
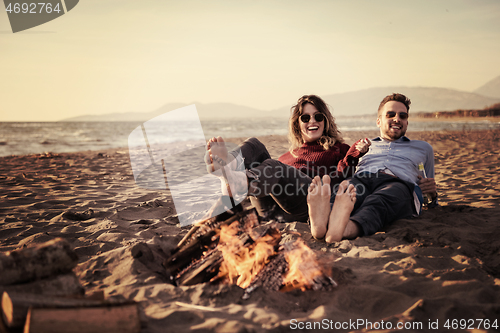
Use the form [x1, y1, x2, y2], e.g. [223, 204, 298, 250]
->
[378, 93, 411, 116]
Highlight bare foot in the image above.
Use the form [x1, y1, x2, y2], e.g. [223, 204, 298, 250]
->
[204, 137, 247, 199]
[307, 175, 331, 239]
[325, 180, 357, 243]
[205, 136, 229, 173]
[205, 136, 239, 175]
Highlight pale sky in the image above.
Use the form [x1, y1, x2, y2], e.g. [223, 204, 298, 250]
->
[1, 0, 499, 121]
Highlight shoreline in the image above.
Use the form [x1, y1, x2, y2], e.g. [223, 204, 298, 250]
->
[1, 128, 499, 159]
[411, 116, 500, 123]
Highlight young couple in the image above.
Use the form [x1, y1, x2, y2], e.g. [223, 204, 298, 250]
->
[205, 93, 437, 243]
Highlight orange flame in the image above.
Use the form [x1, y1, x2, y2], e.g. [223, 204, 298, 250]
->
[282, 239, 324, 291]
[216, 221, 276, 289]
[215, 221, 327, 292]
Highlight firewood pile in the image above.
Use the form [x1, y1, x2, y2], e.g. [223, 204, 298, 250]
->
[164, 203, 337, 297]
[0, 238, 140, 333]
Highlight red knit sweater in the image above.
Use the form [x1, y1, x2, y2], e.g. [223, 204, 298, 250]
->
[278, 141, 361, 183]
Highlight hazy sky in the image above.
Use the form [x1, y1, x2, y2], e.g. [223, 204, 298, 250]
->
[1, 0, 499, 121]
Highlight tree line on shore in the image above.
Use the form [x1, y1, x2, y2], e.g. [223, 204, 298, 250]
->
[415, 103, 500, 119]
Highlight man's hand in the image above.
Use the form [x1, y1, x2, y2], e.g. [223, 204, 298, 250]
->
[417, 175, 437, 199]
[355, 138, 371, 154]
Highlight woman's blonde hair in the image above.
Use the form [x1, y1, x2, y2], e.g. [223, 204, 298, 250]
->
[288, 95, 343, 154]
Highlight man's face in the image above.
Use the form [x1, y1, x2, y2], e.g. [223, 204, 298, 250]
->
[377, 101, 409, 141]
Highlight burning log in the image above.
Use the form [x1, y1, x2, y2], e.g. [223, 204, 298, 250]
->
[163, 205, 259, 282]
[164, 205, 337, 295]
[175, 248, 223, 286]
[176, 221, 280, 286]
[281, 240, 338, 292]
[213, 221, 281, 288]
[242, 239, 337, 299]
[242, 253, 287, 299]
[175, 196, 246, 249]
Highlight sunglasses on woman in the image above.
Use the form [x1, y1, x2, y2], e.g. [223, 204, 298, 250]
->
[385, 111, 409, 120]
[300, 113, 325, 123]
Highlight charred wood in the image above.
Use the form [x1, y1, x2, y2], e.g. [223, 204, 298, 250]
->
[164, 207, 260, 280]
[242, 252, 288, 299]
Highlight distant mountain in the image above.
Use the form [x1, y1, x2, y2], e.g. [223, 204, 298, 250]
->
[474, 75, 500, 99]
[273, 86, 500, 117]
[62, 83, 500, 121]
[61, 102, 272, 121]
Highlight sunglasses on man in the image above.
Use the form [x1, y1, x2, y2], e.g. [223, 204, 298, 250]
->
[385, 111, 409, 120]
[300, 113, 325, 123]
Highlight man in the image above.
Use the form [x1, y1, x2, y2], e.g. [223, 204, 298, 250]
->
[308, 93, 437, 243]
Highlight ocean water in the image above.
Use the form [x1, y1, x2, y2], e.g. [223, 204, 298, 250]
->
[1, 117, 499, 157]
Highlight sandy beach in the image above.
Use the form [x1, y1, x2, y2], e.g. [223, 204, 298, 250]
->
[1, 129, 499, 332]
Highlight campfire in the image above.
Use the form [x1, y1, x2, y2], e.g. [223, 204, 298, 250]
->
[164, 201, 337, 297]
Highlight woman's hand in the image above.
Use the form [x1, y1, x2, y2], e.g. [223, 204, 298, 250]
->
[355, 138, 371, 154]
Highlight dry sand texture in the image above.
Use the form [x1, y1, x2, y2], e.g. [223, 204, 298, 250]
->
[1, 130, 499, 332]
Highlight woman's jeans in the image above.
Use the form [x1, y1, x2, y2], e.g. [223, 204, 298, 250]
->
[230, 138, 311, 222]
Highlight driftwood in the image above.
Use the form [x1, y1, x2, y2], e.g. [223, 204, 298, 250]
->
[0, 238, 78, 285]
[0, 273, 84, 298]
[23, 303, 140, 333]
[1, 292, 116, 328]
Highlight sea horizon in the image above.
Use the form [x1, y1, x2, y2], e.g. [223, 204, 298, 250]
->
[1, 118, 499, 157]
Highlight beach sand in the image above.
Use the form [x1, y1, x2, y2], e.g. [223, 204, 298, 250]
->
[1, 130, 499, 332]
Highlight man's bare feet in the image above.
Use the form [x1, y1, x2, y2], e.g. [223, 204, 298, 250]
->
[325, 180, 357, 243]
[307, 175, 331, 240]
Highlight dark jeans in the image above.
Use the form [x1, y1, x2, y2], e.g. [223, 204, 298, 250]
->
[230, 138, 311, 222]
[341, 171, 415, 236]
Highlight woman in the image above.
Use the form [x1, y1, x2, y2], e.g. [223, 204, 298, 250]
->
[279, 95, 356, 180]
[205, 95, 366, 223]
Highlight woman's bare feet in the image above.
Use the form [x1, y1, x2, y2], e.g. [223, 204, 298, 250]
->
[325, 180, 357, 243]
[307, 175, 332, 240]
[205, 136, 230, 174]
[205, 136, 240, 173]
[205, 136, 247, 198]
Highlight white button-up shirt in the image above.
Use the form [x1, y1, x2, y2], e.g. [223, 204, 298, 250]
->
[356, 136, 435, 185]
